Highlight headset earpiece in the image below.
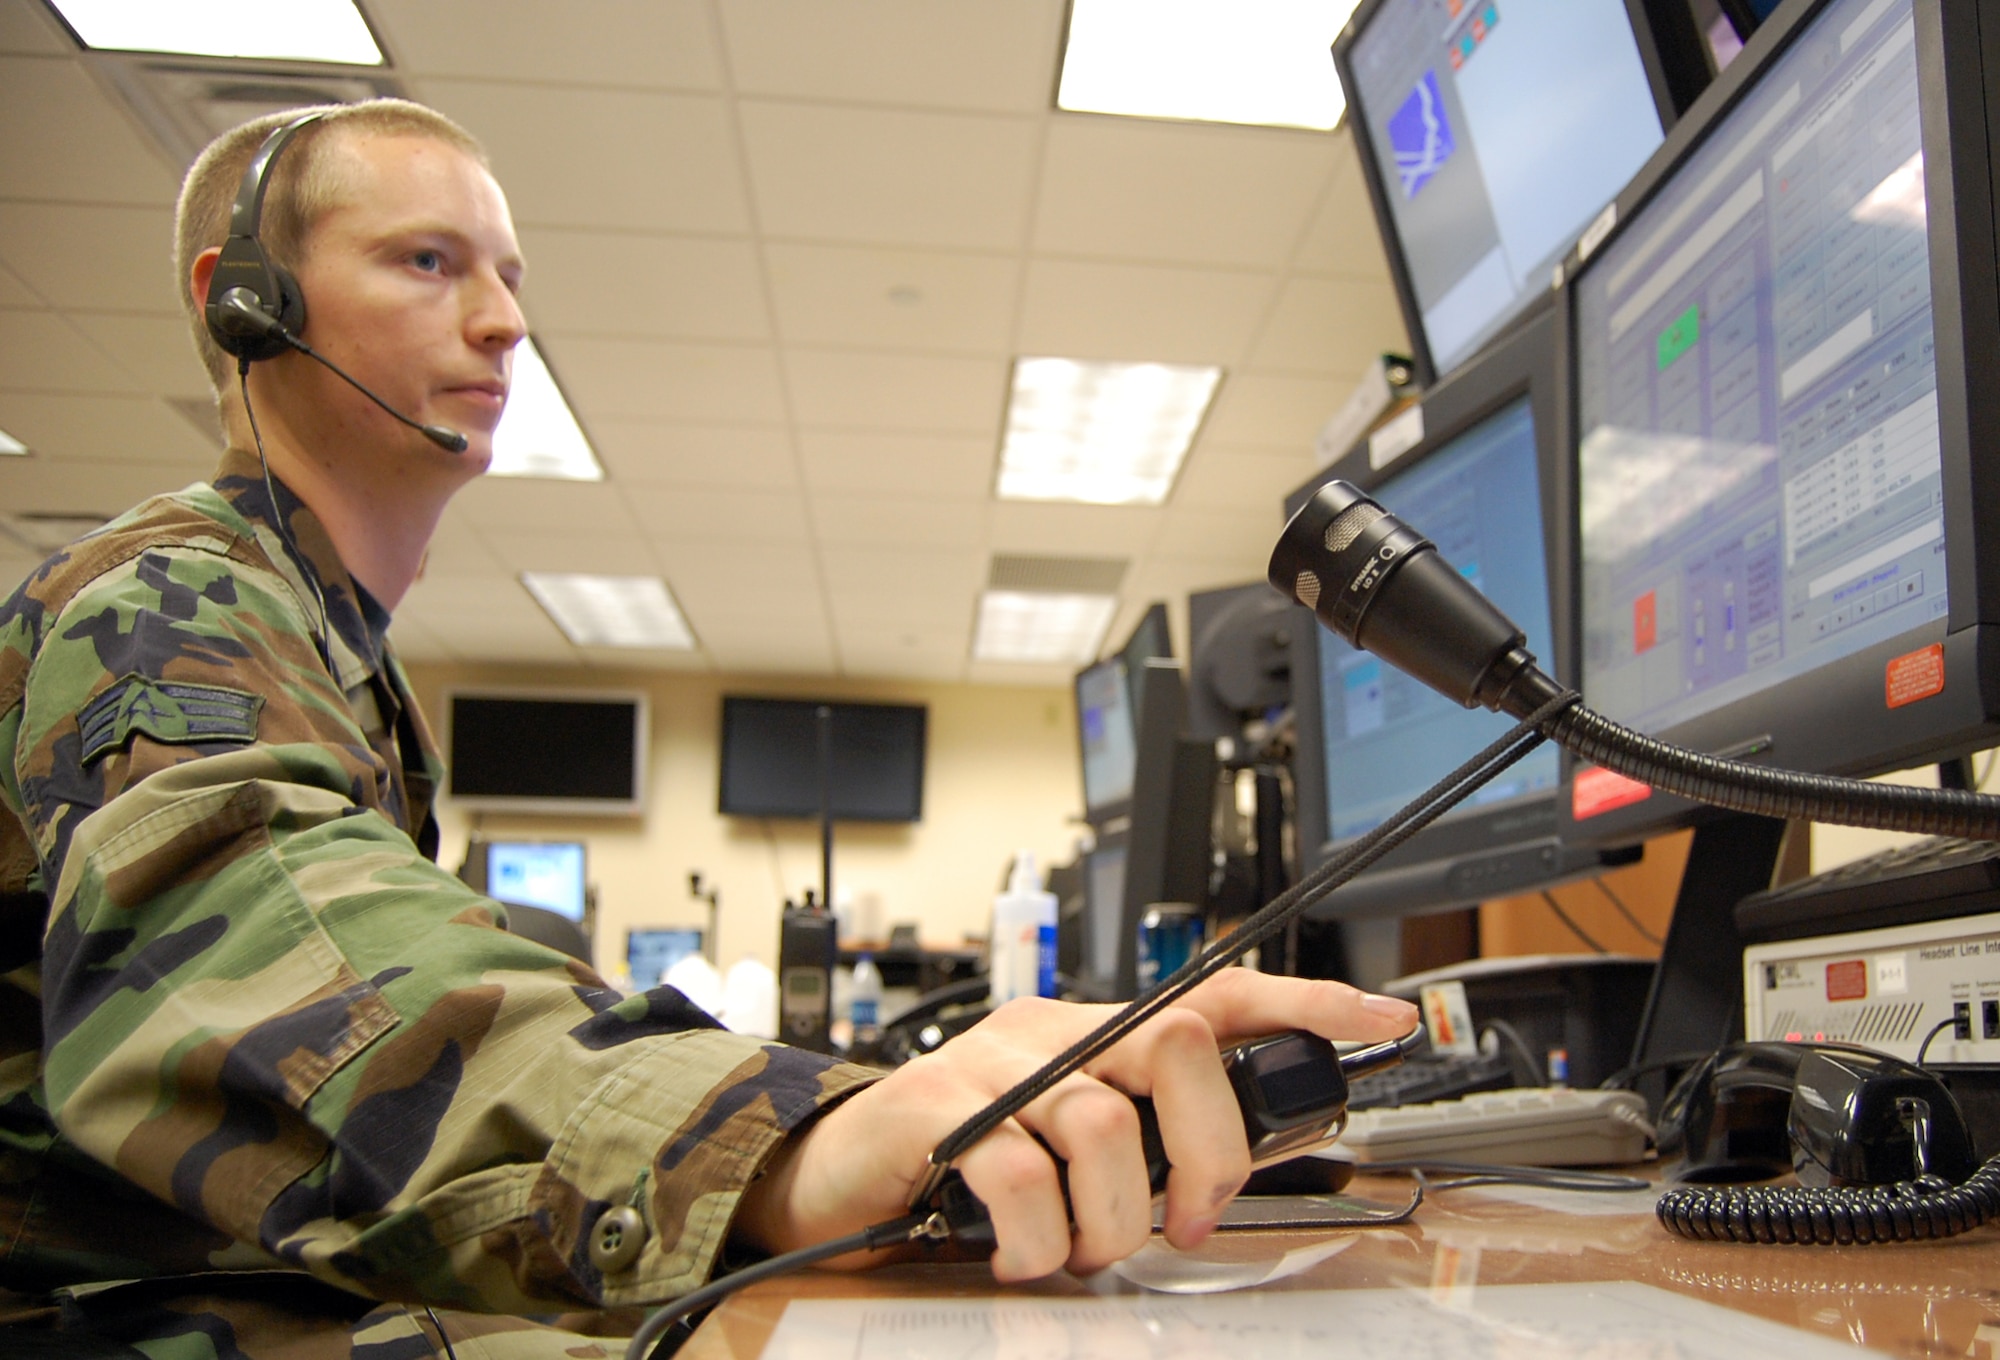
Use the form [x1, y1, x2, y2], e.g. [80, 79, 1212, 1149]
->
[203, 110, 326, 363]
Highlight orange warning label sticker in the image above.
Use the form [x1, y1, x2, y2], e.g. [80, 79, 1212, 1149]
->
[1885, 643, 1944, 709]
[1572, 765, 1652, 820]
[1825, 959, 1867, 1002]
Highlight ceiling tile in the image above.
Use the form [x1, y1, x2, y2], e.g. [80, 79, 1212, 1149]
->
[626, 484, 810, 543]
[796, 429, 992, 499]
[420, 510, 505, 576]
[1151, 505, 1282, 566]
[765, 242, 1017, 354]
[0, 1, 68, 54]
[739, 101, 1038, 250]
[1246, 275, 1405, 375]
[1035, 117, 1336, 268]
[653, 539, 825, 612]
[989, 501, 1160, 557]
[701, 629, 836, 677]
[385, 613, 451, 663]
[822, 545, 982, 625]
[720, 0, 1062, 113]
[0, 310, 148, 394]
[837, 624, 970, 682]
[1200, 372, 1344, 450]
[67, 313, 212, 397]
[518, 229, 768, 342]
[810, 493, 988, 549]
[785, 350, 1005, 432]
[0, 552, 43, 599]
[1016, 259, 1275, 366]
[450, 476, 635, 532]
[0, 203, 180, 314]
[574, 645, 712, 672]
[420, 80, 750, 234]
[0, 454, 192, 515]
[397, 573, 576, 657]
[480, 529, 659, 577]
[0, 57, 180, 205]
[0, 262, 38, 308]
[1172, 446, 1313, 515]
[541, 337, 786, 423]
[1292, 145, 1398, 279]
[590, 420, 796, 489]
[374, 0, 721, 88]
[0, 392, 216, 463]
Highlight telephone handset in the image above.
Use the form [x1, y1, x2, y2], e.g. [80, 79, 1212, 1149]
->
[1655, 1040, 2000, 1244]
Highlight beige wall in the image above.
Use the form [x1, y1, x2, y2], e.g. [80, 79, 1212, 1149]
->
[402, 662, 1085, 978]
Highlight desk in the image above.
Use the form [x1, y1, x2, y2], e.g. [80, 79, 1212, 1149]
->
[681, 1171, 2000, 1358]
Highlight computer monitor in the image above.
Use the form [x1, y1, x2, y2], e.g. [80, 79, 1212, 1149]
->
[1073, 602, 1173, 828]
[626, 927, 706, 990]
[717, 697, 927, 823]
[1287, 312, 1628, 921]
[481, 840, 588, 922]
[1559, 0, 2000, 852]
[1072, 833, 1130, 1000]
[1334, 0, 1668, 383]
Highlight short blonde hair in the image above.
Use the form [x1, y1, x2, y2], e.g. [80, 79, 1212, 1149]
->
[174, 98, 488, 395]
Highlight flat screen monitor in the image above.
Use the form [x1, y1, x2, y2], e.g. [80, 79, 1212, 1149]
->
[1288, 313, 1624, 919]
[1076, 835, 1130, 999]
[483, 840, 587, 921]
[1076, 658, 1138, 822]
[1560, 0, 2000, 849]
[627, 927, 706, 990]
[445, 691, 646, 816]
[717, 697, 927, 822]
[1335, 0, 1668, 382]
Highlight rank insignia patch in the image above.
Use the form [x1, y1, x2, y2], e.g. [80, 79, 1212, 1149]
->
[77, 674, 265, 766]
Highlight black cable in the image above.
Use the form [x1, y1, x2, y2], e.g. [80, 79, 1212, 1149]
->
[422, 1305, 459, 1360]
[239, 363, 332, 673]
[1594, 877, 1663, 946]
[1477, 1018, 1546, 1086]
[1656, 1153, 2000, 1244]
[1595, 1050, 1718, 1092]
[1539, 889, 1609, 954]
[1914, 1016, 1958, 1067]
[624, 1213, 932, 1360]
[1361, 1159, 1650, 1193]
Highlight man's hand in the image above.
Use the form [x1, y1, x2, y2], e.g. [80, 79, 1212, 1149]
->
[732, 970, 1419, 1281]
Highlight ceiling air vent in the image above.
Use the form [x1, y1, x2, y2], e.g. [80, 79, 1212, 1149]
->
[986, 554, 1128, 595]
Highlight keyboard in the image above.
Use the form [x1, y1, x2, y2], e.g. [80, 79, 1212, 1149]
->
[1345, 1049, 1517, 1111]
[1335, 1087, 1653, 1166]
[1735, 834, 2000, 939]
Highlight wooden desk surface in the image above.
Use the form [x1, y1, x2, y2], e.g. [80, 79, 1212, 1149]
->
[680, 1171, 2000, 1359]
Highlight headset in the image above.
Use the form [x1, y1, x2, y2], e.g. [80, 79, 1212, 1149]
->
[200, 109, 468, 452]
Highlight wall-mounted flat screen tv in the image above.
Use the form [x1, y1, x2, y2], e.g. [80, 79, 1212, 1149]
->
[445, 690, 647, 816]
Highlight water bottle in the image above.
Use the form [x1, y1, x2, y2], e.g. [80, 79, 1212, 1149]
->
[850, 953, 883, 1049]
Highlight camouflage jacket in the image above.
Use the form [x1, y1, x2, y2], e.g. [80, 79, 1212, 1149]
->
[0, 446, 876, 1321]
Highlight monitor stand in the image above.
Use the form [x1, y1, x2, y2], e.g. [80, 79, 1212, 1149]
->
[1627, 812, 1787, 1114]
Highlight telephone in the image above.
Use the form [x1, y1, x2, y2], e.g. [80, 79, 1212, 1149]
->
[1655, 1040, 2000, 1244]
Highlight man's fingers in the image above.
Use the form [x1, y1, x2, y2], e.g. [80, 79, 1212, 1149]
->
[956, 1119, 1074, 1281]
[1024, 1074, 1153, 1274]
[1168, 967, 1418, 1046]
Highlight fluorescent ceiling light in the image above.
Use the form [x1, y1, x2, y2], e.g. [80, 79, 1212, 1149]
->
[522, 573, 696, 650]
[1058, 0, 1363, 131]
[973, 590, 1117, 664]
[48, 0, 384, 64]
[490, 339, 604, 482]
[998, 357, 1221, 506]
[0, 428, 26, 456]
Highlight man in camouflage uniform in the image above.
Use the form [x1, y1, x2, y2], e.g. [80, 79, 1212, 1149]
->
[0, 101, 1418, 1356]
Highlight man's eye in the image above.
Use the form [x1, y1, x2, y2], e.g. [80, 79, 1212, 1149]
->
[411, 250, 442, 272]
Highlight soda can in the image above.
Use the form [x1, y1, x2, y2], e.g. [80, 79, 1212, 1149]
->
[1136, 902, 1204, 992]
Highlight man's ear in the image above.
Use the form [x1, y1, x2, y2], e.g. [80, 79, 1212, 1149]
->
[189, 245, 222, 315]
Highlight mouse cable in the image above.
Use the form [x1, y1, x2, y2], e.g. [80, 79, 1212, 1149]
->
[1359, 1160, 1651, 1194]
[626, 693, 1574, 1360]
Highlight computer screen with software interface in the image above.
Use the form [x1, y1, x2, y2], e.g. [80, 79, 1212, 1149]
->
[1076, 658, 1137, 819]
[1315, 394, 1558, 842]
[1575, 0, 1936, 741]
[1339, 0, 1664, 380]
[484, 841, 587, 921]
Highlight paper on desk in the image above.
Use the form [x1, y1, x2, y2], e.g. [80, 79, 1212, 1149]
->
[1103, 1233, 1354, 1293]
[1461, 1182, 1667, 1217]
[760, 1281, 1885, 1359]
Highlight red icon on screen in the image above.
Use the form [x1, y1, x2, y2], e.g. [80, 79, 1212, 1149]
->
[1634, 590, 1658, 653]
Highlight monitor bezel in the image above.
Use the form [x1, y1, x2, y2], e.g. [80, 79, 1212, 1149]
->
[1550, 0, 2000, 850]
[1287, 311, 1579, 913]
[1331, 0, 1676, 386]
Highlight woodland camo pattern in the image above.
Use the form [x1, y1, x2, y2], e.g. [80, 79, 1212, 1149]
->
[0, 447, 876, 1355]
